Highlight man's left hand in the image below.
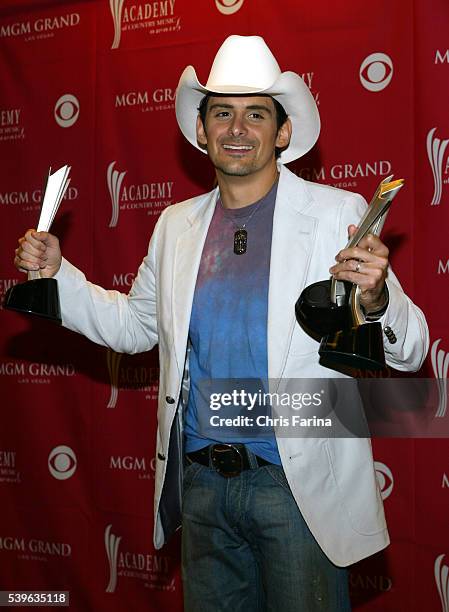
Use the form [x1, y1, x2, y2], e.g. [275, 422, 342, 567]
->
[329, 224, 389, 313]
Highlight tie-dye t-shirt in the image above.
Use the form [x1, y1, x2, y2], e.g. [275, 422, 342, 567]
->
[185, 179, 282, 465]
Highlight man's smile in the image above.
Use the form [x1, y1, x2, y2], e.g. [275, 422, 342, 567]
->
[222, 144, 255, 152]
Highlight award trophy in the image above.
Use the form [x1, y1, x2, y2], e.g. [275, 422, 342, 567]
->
[295, 175, 404, 370]
[4, 166, 71, 325]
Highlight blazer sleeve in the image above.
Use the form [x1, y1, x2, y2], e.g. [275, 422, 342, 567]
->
[338, 192, 429, 372]
[53, 216, 162, 355]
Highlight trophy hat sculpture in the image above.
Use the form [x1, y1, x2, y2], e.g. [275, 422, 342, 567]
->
[4, 166, 71, 325]
[295, 175, 404, 370]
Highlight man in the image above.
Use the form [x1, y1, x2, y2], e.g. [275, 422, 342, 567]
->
[14, 36, 428, 611]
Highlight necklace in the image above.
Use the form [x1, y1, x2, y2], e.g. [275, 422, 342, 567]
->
[228, 199, 264, 255]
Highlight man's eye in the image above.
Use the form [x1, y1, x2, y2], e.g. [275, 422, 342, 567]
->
[215, 111, 230, 118]
[249, 113, 263, 120]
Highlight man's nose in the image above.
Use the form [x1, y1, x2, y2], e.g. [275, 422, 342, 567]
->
[228, 115, 247, 137]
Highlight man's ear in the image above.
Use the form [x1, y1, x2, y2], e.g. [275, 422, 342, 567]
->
[276, 117, 292, 150]
[196, 115, 208, 148]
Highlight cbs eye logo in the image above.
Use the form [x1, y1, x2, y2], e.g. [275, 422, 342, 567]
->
[360, 53, 393, 92]
[48, 445, 77, 480]
[54, 94, 80, 128]
[374, 461, 394, 500]
[215, 0, 245, 15]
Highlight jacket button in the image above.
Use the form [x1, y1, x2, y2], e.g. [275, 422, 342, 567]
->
[157, 453, 166, 461]
[165, 396, 175, 404]
[383, 326, 397, 344]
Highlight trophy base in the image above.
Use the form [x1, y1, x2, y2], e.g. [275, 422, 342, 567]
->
[295, 279, 352, 339]
[319, 322, 385, 371]
[4, 278, 62, 325]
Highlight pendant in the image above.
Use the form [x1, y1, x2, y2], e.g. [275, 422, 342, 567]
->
[234, 229, 247, 255]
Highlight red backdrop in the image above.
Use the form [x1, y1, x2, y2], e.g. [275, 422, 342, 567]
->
[0, 1, 448, 610]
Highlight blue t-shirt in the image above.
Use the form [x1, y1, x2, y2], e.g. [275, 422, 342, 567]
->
[185, 180, 281, 465]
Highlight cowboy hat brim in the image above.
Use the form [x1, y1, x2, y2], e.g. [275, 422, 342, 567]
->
[175, 65, 320, 164]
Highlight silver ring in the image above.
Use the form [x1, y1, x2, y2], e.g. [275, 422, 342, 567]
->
[355, 261, 361, 273]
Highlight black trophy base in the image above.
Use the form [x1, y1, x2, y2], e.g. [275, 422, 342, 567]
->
[295, 279, 353, 339]
[319, 322, 385, 370]
[4, 278, 62, 325]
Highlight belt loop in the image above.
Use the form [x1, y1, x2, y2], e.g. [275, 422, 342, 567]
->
[245, 446, 259, 469]
[207, 444, 213, 468]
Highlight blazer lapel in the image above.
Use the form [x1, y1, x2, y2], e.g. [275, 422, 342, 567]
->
[172, 189, 218, 374]
[268, 167, 318, 381]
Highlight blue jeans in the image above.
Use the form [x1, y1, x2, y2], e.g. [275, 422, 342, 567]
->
[181, 454, 351, 611]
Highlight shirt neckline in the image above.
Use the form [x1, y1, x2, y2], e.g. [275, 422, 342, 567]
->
[218, 177, 279, 220]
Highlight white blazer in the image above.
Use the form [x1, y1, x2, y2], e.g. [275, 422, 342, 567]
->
[55, 165, 429, 566]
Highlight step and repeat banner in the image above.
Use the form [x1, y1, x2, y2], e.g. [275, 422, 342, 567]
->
[0, 0, 448, 610]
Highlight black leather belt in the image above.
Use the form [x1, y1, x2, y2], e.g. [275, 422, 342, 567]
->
[186, 443, 272, 478]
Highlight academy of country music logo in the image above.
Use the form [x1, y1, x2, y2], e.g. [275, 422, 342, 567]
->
[54, 94, 80, 128]
[115, 87, 176, 113]
[0, 107, 25, 142]
[48, 446, 77, 480]
[106, 349, 123, 408]
[359, 53, 393, 92]
[431, 339, 448, 418]
[105, 524, 122, 592]
[0, 12, 80, 42]
[106, 161, 174, 227]
[104, 524, 174, 593]
[300, 71, 320, 107]
[110, 0, 125, 49]
[0, 360, 76, 385]
[0, 449, 21, 485]
[435, 554, 449, 612]
[107, 161, 126, 228]
[374, 461, 394, 500]
[427, 128, 449, 206]
[106, 349, 159, 408]
[109, 0, 179, 50]
[215, 0, 245, 14]
[296, 159, 392, 190]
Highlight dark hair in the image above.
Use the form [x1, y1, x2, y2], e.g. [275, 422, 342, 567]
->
[197, 94, 289, 159]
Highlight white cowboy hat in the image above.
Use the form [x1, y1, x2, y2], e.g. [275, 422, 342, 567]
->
[175, 35, 320, 164]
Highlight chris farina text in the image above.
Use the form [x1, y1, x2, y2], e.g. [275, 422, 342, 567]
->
[209, 415, 332, 428]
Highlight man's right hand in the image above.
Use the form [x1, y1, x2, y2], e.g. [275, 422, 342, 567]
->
[14, 229, 62, 278]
